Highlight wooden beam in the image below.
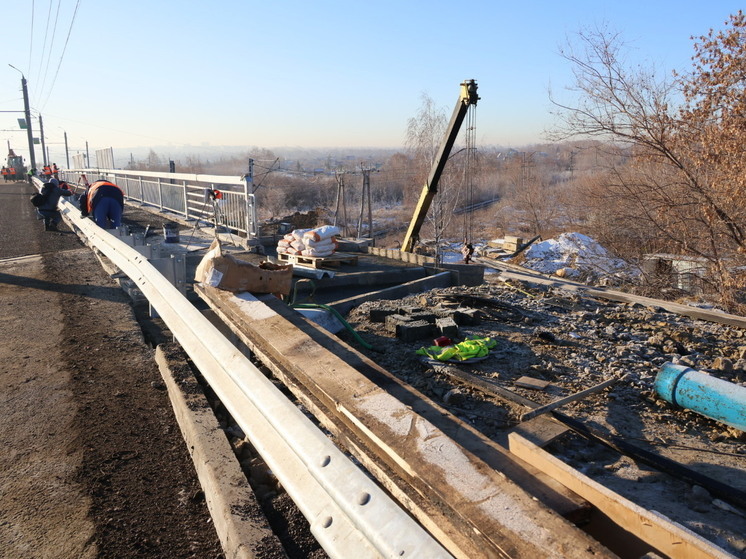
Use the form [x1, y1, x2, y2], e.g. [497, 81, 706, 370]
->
[519, 376, 623, 422]
[548, 412, 746, 511]
[508, 432, 734, 559]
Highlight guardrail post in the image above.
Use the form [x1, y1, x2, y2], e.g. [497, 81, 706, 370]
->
[244, 176, 257, 242]
[157, 177, 164, 210]
[182, 180, 189, 219]
[138, 175, 144, 203]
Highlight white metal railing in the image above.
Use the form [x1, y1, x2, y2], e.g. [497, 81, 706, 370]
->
[59, 168, 258, 243]
[55, 193, 451, 559]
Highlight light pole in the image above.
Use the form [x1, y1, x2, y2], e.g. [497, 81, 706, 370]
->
[8, 64, 36, 171]
[38, 114, 47, 167]
[64, 131, 69, 168]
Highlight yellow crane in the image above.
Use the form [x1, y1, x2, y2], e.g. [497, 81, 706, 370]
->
[401, 79, 479, 253]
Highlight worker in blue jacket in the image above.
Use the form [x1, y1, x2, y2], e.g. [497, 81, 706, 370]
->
[79, 179, 124, 229]
[36, 182, 73, 231]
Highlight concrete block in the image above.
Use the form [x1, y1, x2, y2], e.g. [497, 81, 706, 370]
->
[440, 263, 485, 286]
[385, 314, 411, 334]
[436, 317, 459, 338]
[434, 307, 458, 318]
[454, 308, 481, 325]
[398, 305, 424, 315]
[398, 320, 435, 342]
[409, 312, 437, 324]
[370, 308, 397, 323]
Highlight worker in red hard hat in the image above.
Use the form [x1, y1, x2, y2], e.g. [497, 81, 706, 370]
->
[79, 179, 125, 229]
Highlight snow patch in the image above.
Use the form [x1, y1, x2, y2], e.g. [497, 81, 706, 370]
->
[522, 232, 635, 284]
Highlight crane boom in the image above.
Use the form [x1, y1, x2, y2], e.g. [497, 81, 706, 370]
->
[401, 79, 479, 253]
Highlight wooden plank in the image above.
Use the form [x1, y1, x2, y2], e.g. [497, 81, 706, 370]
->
[510, 416, 569, 448]
[508, 432, 734, 559]
[548, 412, 746, 511]
[196, 286, 612, 559]
[519, 375, 623, 422]
[514, 376, 550, 390]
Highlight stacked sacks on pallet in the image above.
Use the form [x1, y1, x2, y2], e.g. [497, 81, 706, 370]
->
[276, 225, 341, 258]
[301, 225, 340, 257]
[276, 228, 311, 256]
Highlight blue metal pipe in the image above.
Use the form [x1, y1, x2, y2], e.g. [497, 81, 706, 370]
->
[655, 363, 746, 432]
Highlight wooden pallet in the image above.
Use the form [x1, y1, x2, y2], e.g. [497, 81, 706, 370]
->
[278, 252, 358, 269]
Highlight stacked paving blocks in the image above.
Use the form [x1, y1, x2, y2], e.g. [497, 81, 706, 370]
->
[372, 304, 481, 342]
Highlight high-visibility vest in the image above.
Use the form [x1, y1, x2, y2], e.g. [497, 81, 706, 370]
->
[9, 167, 15, 174]
[1, 168, 7, 176]
[84, 181, 124, 213]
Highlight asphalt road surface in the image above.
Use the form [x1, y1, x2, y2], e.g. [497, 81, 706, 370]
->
[0, 180, 224, 558]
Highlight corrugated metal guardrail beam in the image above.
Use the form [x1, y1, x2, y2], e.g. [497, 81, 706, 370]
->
[57, 197, 451, 559]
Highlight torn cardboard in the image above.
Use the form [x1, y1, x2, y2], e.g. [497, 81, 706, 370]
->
[195, 239, 293, 296]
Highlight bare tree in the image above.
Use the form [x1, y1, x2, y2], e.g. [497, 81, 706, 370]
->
[551, 14, 746, 309]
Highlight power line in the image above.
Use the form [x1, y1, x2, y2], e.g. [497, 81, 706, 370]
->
[33, 0, 56, 105]
[39, 0, 82, 112]
[27, 0, 35, 78]
[39, 0, 64, 103]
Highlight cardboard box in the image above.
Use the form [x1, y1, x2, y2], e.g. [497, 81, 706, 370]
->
[195, 240, 293, 296]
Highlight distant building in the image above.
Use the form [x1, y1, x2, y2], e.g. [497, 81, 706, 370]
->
[642, 253, 710, 293]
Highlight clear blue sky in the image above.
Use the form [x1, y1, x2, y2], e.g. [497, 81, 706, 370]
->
[1, 1, 741, 165]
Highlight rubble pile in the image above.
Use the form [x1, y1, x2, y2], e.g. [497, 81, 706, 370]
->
[343, 278, 746, 555]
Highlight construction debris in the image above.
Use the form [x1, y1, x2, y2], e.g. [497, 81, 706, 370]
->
[343, 280, 746, 556]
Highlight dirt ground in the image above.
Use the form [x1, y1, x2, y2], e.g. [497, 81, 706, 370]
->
[341, 280, 746, 557]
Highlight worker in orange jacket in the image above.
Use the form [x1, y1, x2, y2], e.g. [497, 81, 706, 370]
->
[80, 179, 125, 229]
[1, 167, 8, 182]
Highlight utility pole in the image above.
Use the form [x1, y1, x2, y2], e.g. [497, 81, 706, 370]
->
[8, 65, 36, 171]
[64, 131, 69, 168]
[333, 171, 349, 236]
[39, 114, 48, 167]
[520, 151, 535, 191]
[85, 141, 90, 170]
[357, 166, 374, 239]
